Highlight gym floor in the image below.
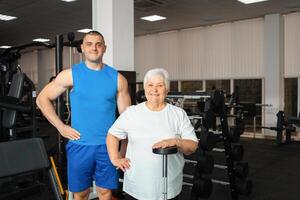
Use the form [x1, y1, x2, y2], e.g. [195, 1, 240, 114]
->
[10, 125, 300, 200]
[181, 137, 300, 200]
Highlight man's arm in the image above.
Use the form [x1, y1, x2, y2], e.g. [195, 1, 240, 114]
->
[116, 73, 131, 157]
[36, 69, 80, 140]
[116, 73, 131, 113]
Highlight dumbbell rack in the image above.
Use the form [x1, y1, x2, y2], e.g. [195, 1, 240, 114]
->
[190, 90, 252, 200]
[218, 93, 238, 199]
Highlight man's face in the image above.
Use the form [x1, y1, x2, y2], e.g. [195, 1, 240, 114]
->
[81, 34, 106, 63]
[144, 75, 168, 105]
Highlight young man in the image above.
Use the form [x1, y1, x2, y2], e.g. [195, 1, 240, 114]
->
[37, 31, 131, 200]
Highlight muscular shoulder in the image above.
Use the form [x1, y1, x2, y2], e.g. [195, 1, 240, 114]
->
[117, 73, 128, 91]
[54, 69, 73, 88]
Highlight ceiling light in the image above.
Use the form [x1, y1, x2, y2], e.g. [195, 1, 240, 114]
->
[141, 15, 166, 22]
[0, 14, 17, 21]
[237, 0, 268, 4]
[33, 38, 50, 42]
[77, 28, 93, 33]
[0, 45, 12, 49]
[61, 0, 78, 2]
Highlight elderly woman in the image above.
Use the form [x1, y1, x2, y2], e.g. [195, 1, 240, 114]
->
[106, 68, 198, 200]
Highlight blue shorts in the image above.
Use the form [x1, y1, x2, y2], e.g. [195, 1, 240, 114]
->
[66, 142, 118, 192]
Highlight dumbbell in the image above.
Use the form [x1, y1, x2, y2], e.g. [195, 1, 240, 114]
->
[200, 129, 218, 151]
[231, 143, 244, 161]
[236, 179, 252, 196]
[229, 128, 241, 143]
[191, 178, 213, 199]
[195, 154, 214, 174]
[153, 146, 178, 200]
[234, 162, 249, 178]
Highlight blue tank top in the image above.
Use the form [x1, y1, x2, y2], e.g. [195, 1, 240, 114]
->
[70, 62, 118, 145]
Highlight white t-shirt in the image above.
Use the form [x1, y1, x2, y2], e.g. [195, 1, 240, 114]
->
[109, 102, 198, 200]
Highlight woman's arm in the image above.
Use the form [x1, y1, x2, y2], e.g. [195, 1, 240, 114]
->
[106, 133, 130, 171]
[152, 138, 198, 155]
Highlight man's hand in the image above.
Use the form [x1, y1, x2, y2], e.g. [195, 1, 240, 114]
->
[111, 158, 131, 172]
[58, 124, 81, 140]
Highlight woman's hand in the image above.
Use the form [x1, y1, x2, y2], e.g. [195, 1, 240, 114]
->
[153, 138, 198, 155]
[152, 138, 178, 149]
[111, 158, 131, 172]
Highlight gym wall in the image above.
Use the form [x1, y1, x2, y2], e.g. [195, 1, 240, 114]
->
[135, 17, 264, 82]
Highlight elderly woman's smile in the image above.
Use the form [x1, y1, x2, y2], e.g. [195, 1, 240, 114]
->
[144, 75, 169, 111]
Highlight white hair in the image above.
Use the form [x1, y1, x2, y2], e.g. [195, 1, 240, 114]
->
[143, 68, 170, 90]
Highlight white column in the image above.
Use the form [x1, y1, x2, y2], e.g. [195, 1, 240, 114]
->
[92, 0, 134, 71]
[264, 14, 284, 131]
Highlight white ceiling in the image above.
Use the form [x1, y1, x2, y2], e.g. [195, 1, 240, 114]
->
[1, 0, 300, 47]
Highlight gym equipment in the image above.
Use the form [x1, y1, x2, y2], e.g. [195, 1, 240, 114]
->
[189, 152, 214, 199]
[234, 162, 249, 178]
[199, 129, 218, 151]
[229, 128, 240, 143]
[235, 179, 252, 195]
[288, 116, 300, 126]
[0, 72, 37, 141]
[50, 157, 67, 197]
[0, 138, 63, 200]
[231, 144, 244, 161]
[195, 154, 214, 174]
[153, 146, 178, 200]
[261, 111, 297, 146]
[193, 90, 252, 199]
[202, 100, 215, 129]
[0, 39, 55, 142]
[191, 178, 213, 199]
[136, 90, 146, 103]
[0, 33, 87, 198]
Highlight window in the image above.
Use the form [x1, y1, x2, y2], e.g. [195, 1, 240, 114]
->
[234, 79, 262, 132]
[284, 78, 298, 117]
[136, 82, 143, 92]
[170, 81, 178, 92]
[206, 80, 230, 94]
[181, 81, 203, 92]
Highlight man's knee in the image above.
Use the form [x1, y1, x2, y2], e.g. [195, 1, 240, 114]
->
[97, 187, 112, 199]
[73, 189, 90, 200]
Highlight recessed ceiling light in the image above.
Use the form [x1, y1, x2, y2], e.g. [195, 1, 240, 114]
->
[141, 15, 166, 22]
[0, 45, 12, 49]
[33, 38, 50, 42]
[237, 0, 268, 4]
[0, 14, 17, 21]
[61, 0, 78, 2]
[77, 28, 93, 33]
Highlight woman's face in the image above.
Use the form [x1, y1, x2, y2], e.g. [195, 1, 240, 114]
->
[144, 75, 168, 105]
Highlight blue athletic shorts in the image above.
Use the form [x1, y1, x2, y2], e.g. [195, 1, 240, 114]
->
[66, 142, 118, 192]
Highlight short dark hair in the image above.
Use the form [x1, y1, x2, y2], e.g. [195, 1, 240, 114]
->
[83, 30, 104, 41]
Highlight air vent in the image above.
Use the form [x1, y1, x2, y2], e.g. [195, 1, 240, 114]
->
[134, 0, 168, 11]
